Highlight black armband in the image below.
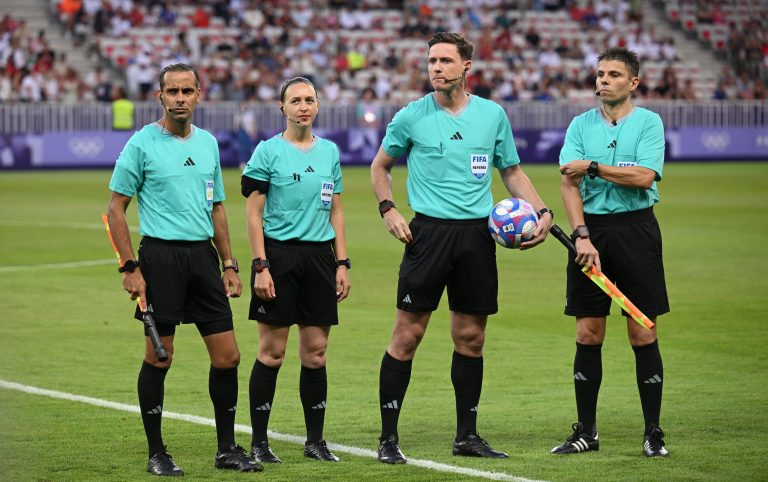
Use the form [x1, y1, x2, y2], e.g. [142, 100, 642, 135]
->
[241, 176, 269, 198]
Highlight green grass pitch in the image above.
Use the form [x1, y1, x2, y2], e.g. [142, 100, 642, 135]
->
[0, 163, 767, 481]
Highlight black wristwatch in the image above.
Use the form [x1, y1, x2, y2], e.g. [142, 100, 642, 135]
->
[587, 161, 599, 179]
[337, 258, 351, 270]
[118, 259, 139, 273]
[222, 258, 239, 273]
[536, 207, 553, 219]
[378, 199, 396, 217]
[572, 225, 590, 240]
[252, 257, 270, 273]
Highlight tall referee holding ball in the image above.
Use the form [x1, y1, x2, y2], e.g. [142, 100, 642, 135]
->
[371, 32, 553, 464]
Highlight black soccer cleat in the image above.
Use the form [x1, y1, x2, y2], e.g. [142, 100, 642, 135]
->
[643, 424, 669, 457]
[251, 440, 282, 463]
[551, 422, 599, 455]
[215, 444, 264, 472]
[304, 439, 340, 462]
[147, 448, 184, 476]
[377, 434, 407, 464]
[453, 432, 509, 458]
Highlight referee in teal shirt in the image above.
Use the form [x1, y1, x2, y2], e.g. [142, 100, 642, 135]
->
[241, 77, 349, 464]
[553, 48, 670, 458]
[107, 64, 260, 476]
[371, 33, 553, 464]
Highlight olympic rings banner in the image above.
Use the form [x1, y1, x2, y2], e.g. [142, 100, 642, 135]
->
[1, 127, 766, 170]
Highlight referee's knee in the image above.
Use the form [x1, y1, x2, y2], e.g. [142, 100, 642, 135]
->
[211, 349, 241, 369]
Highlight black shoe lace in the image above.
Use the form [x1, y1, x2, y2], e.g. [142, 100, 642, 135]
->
[566, 423, 582, 443]
[648, 427, 665, 447]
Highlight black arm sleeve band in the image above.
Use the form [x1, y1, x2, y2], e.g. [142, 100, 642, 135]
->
[241, 176, 269, 198]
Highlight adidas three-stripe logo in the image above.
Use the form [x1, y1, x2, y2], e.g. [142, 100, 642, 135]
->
[312, 401, 326, 410]
[574, 372, 588, 381]
[184, 157, 195, 166]
[257, 306, 266, 314]
[569, 437, 592, 452]
[304, 166, 315, 173]
[607, 140, 617, 149]
[450, 131, 463, 140]
[401, 294, 411, 303]
[470, 405, 478, 412]
[644, 374, 662, 384]
[228, 404, 237, 412]
[147, 404, 162, 415]
[254, 402, 271, 411]
[382, 400, 399, 409]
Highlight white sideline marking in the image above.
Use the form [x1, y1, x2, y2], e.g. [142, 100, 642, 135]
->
[0, 258, 116, 272]
[0, 379, 546, 482]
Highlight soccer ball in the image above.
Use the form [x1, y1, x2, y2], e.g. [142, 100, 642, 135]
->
[488, 197, 539, 249]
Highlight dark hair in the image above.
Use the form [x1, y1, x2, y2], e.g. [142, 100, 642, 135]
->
[279, 77, 317, 102]
[158, 63, 200, 90]
[597, 48, 640, 78]
[428, 32, 474, 61]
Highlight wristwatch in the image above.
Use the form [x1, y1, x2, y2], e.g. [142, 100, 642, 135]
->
[252, 257, 270, 273]
[536, 207, 553, 219]
[222, 258, 239, 273]
[587, 161, 599, 179]
[337, 258, 351, 270]
[378, 199, 396, 217]
[572, 225, 590, 240]
[118, 259, 139, 273]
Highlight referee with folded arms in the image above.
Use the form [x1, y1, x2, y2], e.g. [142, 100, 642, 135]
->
[371, 32, 552, 463]
[106, 63, 261, 476]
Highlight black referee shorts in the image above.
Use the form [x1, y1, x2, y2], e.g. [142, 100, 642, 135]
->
[564, 207, 670, 319]
[397, 213, 498, 315]
[135, 237, 233, 336]
[249, 238, 339, 326]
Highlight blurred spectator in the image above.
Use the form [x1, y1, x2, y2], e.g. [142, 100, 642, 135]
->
[111, 85, 134, 130]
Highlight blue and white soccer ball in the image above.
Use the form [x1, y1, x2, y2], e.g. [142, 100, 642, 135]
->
[488, 197, 539, 249]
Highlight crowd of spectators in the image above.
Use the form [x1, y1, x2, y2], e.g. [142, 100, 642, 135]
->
[0, 14, 117, 102]
[2, 1, 766, 104]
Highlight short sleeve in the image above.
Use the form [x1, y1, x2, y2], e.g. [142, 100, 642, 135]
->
[332, 143, 343, 193]
[381, 106, 412, 158]
[108, 134, 144, 196]
[242, 140, 271, 182]
[636, 114, 665, 181]
[559, 117, 585, 166]
[494, 106, 520, 169]
[213, 145, 225, 202]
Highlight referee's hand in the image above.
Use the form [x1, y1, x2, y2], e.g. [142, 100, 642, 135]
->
[383, 210, 412, 244]
[123, 270, 146, 303]
[253, 271, 276, 301]
[222, 270, 242, 298]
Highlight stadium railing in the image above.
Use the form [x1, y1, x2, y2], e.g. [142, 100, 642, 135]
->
[0, 101, 765, 133]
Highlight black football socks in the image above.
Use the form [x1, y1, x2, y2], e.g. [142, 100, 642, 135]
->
[138, 361, 169, 455]
[633, 340, 664, 433]
[379, 351, 412, 440]
[574, 343, 602, 435]
[300, 365, 328, 443]
[209, 365, 238, 451]
[249, 359, 280, 446]
[451, 351, 483, 441]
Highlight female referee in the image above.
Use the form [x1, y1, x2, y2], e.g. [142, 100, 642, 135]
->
[241, 77, 350, 464]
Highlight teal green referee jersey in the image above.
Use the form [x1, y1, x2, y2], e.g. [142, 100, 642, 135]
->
[109, 123, 225, 240]
[559, 107, 665, 214]
[382, 93, 520, 219]
[242, 134, 342, 242]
